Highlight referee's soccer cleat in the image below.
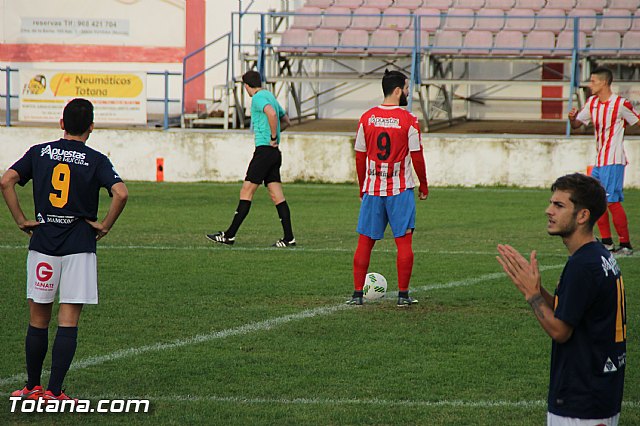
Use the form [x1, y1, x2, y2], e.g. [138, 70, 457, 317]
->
[273, 238, 296, 248]
[11, 385, 43, 400]
[397, 296, 418, 307]
[346, 296, 363, 305]
[206, 231, 235, 245]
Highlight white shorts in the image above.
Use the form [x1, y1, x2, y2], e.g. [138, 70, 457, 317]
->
[547, 412, 620, 426]
[26, 250, 98, 304]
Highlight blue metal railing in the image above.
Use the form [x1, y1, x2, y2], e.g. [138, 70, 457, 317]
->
[0, 66, 19, 127]
[181, 32, 231, 117]
[1, 69, 181, 130]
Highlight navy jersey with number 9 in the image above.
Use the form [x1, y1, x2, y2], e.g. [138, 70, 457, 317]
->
[10, 138, 123, 255]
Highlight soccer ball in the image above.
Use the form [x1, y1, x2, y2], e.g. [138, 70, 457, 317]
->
[363, 272, 387, 300]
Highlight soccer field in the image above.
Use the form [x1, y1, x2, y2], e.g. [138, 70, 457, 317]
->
[1, 182, 638, 425]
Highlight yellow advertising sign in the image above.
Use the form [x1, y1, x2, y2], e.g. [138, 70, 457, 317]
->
[50, 73, 144, 98]
[19, 69, 147, 124]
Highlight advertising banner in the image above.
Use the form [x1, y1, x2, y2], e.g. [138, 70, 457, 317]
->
[19, 70, 146, 124]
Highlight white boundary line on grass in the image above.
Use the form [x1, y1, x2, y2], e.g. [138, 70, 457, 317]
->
[0, 244, 571, 258]
[80, 394, 640, 409]
[0, 266, 565, 387]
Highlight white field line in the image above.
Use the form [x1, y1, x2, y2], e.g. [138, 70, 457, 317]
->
[80, 394, 640, 409]
[0, 244, 571, 258]
[0, 266, 565, 387]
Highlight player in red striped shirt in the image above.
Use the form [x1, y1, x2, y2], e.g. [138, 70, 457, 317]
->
[347, 70, 429, 306]
[568, 67, 638, 256]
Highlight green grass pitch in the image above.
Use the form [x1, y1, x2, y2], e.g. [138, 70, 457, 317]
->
[0, 182, 638, 425]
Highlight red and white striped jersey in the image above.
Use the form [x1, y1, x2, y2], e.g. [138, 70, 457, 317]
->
[576, 94, 640, 166]
[355, 105, 422, 196]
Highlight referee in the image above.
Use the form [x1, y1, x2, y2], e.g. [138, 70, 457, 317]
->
[207, 70, 295, 247]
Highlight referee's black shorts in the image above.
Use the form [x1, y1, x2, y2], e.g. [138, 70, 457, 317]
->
[245, 145, 282, 186]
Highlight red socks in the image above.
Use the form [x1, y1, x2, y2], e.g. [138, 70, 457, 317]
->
[353, 233, 415, 292]
[597, 208, 612, 240]
[395, 234, 414, 292]
[353, 235, 375, 291]
[609, 202, 630, 244]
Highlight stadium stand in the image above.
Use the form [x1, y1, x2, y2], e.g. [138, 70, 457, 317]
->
[221, 0, 640, 130]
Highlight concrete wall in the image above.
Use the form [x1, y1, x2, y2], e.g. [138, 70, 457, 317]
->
[0, 127, 638, 187]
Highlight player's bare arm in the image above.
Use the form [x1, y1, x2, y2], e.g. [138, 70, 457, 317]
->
[263, 104, 279, 146]
[85, 182, 128, 240]
[0, 169, 40, 235]
[567, 108, 582, 129]
[280, 114, 291, 132]
[496, 244, 574, 343]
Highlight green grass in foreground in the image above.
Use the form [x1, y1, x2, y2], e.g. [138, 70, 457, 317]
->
[0, 182, 638, 425]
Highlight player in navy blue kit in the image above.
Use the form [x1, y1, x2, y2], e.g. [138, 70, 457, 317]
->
[1, 99, 128, 402]
[497, 173, 626, 425]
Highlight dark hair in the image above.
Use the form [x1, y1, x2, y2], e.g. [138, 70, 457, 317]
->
[550, 173, 607, 229]
[382, 69, 407, 97]
[63, 98, 94, 136]
[591, 67, 613, 86]
[242, 70, 262, 88]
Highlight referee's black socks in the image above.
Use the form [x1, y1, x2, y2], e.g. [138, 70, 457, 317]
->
[276, 201, 294, 242]
[226, 200, 252, 238]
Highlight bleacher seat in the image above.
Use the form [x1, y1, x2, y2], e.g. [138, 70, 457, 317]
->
[453, 0, 485, 10]
[514, 0, 545, 11]
[460, 30, 493, 54]
[414, 8, 442, 31]
[350, 7, 381, 30]
[333, 0, 364, 9]
[621, 31, 640, 55]
[397, 30, 430, 53]
[444, 8, 475, 31]
[566, 8, 597, 34]
[421, 0, 452, 11]
[309, 28, 340, 52]
[575, 0, 606, 12]
[534, 9, 567, 34]
[493, 30, 524, 54]
[291, 7, 323, 30]
[305, 0, 334, 8]
[363, 0, 393, 9]
[337, 28, 369, 53]
[504, 8, 535, 32]
[369, 29, 400, 53]
[545, 0, 577, 11]
[523, 30, 555, 55]
[323, 6, 352, 29]
[432, 30, 463, 54]
[589, 31, 621, 55]
[607, 0, 640, 11]
[554, 30, 587, 55]
[483, 0, 515, 10]
[475, 9, 505, 32]
[279, 28, 309, 53]
[598, 9, 632, 33]
[380, 7, 412, 30]
[632, 11, 640, 31]
[394, 0, 424, 10]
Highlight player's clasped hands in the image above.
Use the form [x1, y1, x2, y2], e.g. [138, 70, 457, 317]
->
[496, 244, 542, 300]
[567, 107, 578, 121]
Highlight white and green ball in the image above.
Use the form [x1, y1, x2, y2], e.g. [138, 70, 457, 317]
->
[363, 272, 387, 300]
